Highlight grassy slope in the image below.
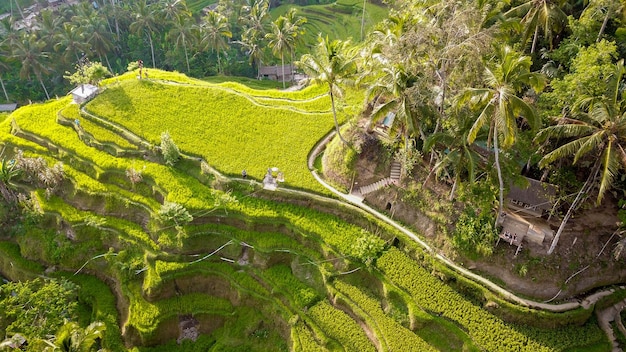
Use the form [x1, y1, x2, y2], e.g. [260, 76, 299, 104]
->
[272, 0, 389, 53]
[89, 70, 359, 193]
[0, 70, 609, 351]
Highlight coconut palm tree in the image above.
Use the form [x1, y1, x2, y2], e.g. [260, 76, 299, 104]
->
[366, 61, 423, 153]
[283, 8, 306, 82]
[424, 113, 484, 200]
[456, 45, 545, 226]
[536, 60, 626, 255]
[297, 35, 357, 145]
[36, 9, 61, 53]
[159, 0, 189, 23]
[79, 13, 114, 71]
[266, 15, 295, 89]
[54, 22, 87, 64]
[0, 46, 10, 102]
[504, 0, 567, 54]
[168, 14, 194, 73]
[130, 0, 159, 68]
[199, 10, 232, 74]
[236, 30, 264, 78]
[11, 34, 51, 100]
[239, 0, 270, 40]
[0, 17, 21, 49]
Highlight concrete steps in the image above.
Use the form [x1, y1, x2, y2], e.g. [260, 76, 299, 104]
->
[359, 177, 393, 195]
[358, 161, 402, 196]
[390, 161, 401, 184]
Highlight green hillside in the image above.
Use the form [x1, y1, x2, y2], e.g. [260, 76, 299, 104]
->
[272, 0, 389, 47]
[0, 71, 610, 351]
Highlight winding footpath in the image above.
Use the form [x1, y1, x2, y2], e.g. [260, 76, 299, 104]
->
[78, 80, 625, 346]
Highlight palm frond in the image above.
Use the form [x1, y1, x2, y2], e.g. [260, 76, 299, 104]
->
[574, 131, 604, 164]
[539, 136, 589, 168]
[597, 141, 621, 204]
[467, 103, 494, 143]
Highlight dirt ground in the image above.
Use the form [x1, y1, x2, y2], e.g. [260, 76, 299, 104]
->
[344, 131, 626, 302]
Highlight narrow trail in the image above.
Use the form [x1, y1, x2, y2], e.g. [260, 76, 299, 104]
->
[75, 89, 625, 345]
[80, 102, 617, 314]
[305, 130, 616, 313]
[142, 78, 332, 116]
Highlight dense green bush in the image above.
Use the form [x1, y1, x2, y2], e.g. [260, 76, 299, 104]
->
[0, 278, 78, 340]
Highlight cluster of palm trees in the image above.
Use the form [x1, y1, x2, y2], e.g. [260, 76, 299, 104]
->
[0, 0, 309, 102]
[298, 0, 625, 254]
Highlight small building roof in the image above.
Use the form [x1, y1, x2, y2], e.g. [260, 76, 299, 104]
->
[0, 103, 17, 112]
[258, 64, 294, 75]
[70, 84, 98, 99]
[507, 177, 557, 213]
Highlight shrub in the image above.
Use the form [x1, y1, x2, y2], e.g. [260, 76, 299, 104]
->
[160, 131, 180, 166]
[452, 207, 497, 258]
[0, 278, 78, 340]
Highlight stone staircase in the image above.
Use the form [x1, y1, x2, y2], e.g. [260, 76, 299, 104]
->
[358, 161, 402, 196]
[390, 161, 401, 184]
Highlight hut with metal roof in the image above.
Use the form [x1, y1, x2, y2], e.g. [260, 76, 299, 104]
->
[506, 177, 557, 217]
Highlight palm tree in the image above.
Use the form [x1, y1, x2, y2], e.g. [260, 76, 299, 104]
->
[536, 60, 626, 255]
[456, 46, 545, 225]
[130, 0, 159, 68]
[297, 35, 357, 145]
[284, 8, 306, 83]
[266, 16, 295, 89]
[36, 9, 61, 52]
[424, 113, 483, 200]
[504, 0, 567, 54]
[0, 46, 10, 102]
[159, 0, 189, 23]
[366, 61, 423, 155]
[239, 0, 270, 39]
[199, 10, 232, 74]
[237, 30, 264, 78]
[11, 34, 51, 100]
[0, 17, 21, 49]
[54, 22, 87, 64]
[168, 14, 194, 73]
[43, 321, 105, 352]
[79, 13, 114, 71]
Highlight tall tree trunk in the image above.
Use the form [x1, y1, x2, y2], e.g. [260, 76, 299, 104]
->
[547, 160, 600, 255]
[256, 58, 260, 79]
[14, 0, 24, 20]
[530, 25, 539, 54]
[449, 174, 459, 201]
[217, 50, 222, 74]
[493, 123, 504, 228]
[596, 6, 611, 43]
[0, 76, 9, 102]
[104, 54, 112, 73]
[38, 76, 50, 100]
[183, 39, 190, 73]
[111, 0, 120, 39]
[330, 89, 348, 145]
[360, 0, 366, 41]
[281, 53, 285, 89]
[148, 33, 156, 68]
